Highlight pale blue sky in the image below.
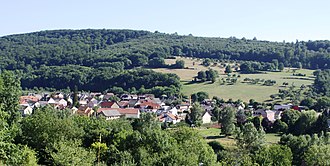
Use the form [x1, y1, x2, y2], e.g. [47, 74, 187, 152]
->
[1, 0, 329, 41]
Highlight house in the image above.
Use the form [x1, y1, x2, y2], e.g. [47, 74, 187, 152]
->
[167, 107, 178, 116]
[115, 99, 138, 108]
[253, 109, 281, 122]
[87, 98, 99, 108]
[99, 101, 120, 108]
[103, 93, 115, 100]
[117, 108, 140, 119]
[58, 99, 68, 107]
[202, 111, 212, 124]
[97, 108, 140, 119]
[121, 94, 138, 100]
[117, 101, 130, 108]
[158, 112, 180, 124]
[98, 109, 122, 120]
[19, 105, 33, 116]
[77, 105, 94, 117]
[202, 99, 214, 106]
[20, 96, 39, 104]
[274, 104, 292, 111]
[79, 100, 88, 105]
[135, 100, 161, 112]
[177, 102, 191, 112]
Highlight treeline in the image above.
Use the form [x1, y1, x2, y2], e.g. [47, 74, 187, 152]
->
[240, 60, 285, 73]
[21, 67, 181, 97]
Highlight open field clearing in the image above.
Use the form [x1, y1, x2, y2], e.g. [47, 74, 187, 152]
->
[197, 127, 281, 149]
[153, 57, 230, 81]
[153, 57, 315, 102]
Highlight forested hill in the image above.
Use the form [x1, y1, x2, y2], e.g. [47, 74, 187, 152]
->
[1, 29, 329, 70]
[0, 29, 329, 93]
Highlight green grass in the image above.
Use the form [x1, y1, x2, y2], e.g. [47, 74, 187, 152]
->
[182, 69, 314, 102]
[153, 57, 315, 102]
[197, 127, 281, 149]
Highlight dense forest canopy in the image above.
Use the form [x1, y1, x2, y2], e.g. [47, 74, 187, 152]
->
[0, 29, 329, 92]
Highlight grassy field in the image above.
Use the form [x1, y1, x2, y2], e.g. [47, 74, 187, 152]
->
[153, 57, 315, 102]
[153, 57, 231, 81]
[197, 127, 281, 149]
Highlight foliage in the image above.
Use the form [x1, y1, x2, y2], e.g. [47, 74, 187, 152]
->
[273, 119, 288, 133]
[0, 143, 38, 166]
[303, 144, 330, 166]
[22, 67, 181, 97]
[208, 141, 224, 153]
[191, 91, 209, 103]
[254, 144, 292, 166]
[0, 71, 21, 125]
[218, 149, 255, 166]
[313, 69, 330, 96]
[219, 106, 236, 136]
[281, 109, 301, 133]
[224, 65, 232, 74]
[172, 59, 185, 69]
[188, 103, 204, 127]
[235, 122, 265, 152]
[291, 110, 317, 135]
[279, 133, 330, 165]
[0, 72, 37, 165]
[17, 107, 85, 164]
[50, 139, 95, 166]
[0, 29, 328, 96]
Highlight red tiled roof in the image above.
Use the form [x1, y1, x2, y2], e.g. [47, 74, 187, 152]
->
[166, 113, 177, 120]
[20, 96, 39, 103]
[100, 101, 116, 108]
[137, 101, 160, 108]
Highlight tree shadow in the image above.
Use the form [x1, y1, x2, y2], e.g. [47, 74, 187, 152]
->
[205, 135, 223, 139]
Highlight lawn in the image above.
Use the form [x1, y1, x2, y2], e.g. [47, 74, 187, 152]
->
[197, 127, 281, 149]
[152, 57, 315, 102]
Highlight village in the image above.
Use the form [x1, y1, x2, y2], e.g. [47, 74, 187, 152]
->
[19, 91, 307, 126]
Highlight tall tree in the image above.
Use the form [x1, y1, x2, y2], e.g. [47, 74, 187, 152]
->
[189, 103, 204, 127]
[0, 71, 21, 124]
[235, 122, 265, 152]
[254, 144, 292, 166]
[219, 106, 236, 136]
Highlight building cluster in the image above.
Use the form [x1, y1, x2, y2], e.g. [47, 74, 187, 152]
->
[19, 92, 209, 124]
[19, 92, 308, 126]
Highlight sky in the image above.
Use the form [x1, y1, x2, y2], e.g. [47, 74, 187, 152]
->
[1, 0, 329, 42]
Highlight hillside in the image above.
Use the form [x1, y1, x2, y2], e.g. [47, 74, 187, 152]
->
[0, 29, 329, 93]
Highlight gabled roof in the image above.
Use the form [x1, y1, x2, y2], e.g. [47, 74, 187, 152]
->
[20, 96, 39, 103]
[100, 101, 117, 108]
[100, 110, 121, 117]
[166, 112, 177, 120]
[136, 100, 160, 108]
[117, 101, 129, 107]
[48, 98, 56, 104]
[203, 111, 212, 117]
[97, 108, 139, 115]
[117, 108, 139, 114]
